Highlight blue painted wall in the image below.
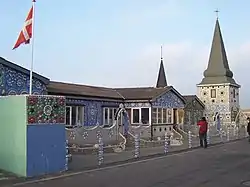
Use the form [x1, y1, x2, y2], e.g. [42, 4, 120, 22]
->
[26, 124, 66, 177]
[152, 90, 185, 108]
[0, 64, 47, 95]
[67, 98, 122, 126]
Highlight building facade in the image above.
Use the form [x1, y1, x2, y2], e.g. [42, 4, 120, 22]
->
[197, 19, 241, 124]
[0, 57, 49, 95]
[0, 53, 187, 139]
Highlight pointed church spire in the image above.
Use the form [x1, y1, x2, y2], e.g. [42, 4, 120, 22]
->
[156, 45, 168, 88]
[199, 17, 238, 86]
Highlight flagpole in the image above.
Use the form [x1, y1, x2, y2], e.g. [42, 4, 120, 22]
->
[29, 0, 36, 95]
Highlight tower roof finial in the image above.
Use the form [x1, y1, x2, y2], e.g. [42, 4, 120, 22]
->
[160, 44, 163, 60]
[215, 9, 219, 20]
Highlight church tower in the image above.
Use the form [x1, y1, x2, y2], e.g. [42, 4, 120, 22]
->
[197, 18, 240, 124]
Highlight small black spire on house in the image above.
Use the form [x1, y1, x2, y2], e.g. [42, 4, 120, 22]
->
[199, 17, 239, 86]
[156, 45, 168, 88]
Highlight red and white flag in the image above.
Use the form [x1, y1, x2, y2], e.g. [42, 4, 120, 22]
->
[13, 6, 34, 50]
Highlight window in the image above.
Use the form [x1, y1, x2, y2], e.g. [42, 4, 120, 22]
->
[132, 109, 140, 123]
[66, 106, 84, 126]
[152, 108, 173, 124]
[212, 99, 215, 103]
[220, 91, 224, 95]
[103, 108, 117, 126]
[233, 89, 236, 98]
[141, 108, 149, 124]
[131, 108, 150, 124]
[211, 89, 216, 98]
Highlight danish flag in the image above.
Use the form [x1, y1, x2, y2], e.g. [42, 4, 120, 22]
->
[13, 6, 34, 50]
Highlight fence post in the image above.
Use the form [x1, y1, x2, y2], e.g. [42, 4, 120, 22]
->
[207, 128, 210, 145]
[65, 140, 69, 171]
[98, 135, 104, 166]
[236, 126, 239, 139]
[233, 126, 236, 137]
[96, 130, 104, 166]
[164, 133, 169, 154]
[134, 133, 140, 158]
[220, 128, 223, 142]
[227, 126, 230, 141]
[188, 131, 192, 148]
[245, 125, 248, 138]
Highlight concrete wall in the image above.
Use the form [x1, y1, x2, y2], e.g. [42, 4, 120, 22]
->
[0, 96, 27, 176]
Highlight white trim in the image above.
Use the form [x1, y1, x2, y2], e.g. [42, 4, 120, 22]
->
[69, 106, 72, 125]
[197, 83, 241, 88]
[149, 107, 151, 125]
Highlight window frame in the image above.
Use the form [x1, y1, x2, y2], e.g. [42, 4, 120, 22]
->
[103, 107, 118, 126]
[130, 107, 150, 125]
[152, 108, 173, 124]
[66, 106, 84, 126]
[211, 89, 216, 98]
[233, 89, 236, 98]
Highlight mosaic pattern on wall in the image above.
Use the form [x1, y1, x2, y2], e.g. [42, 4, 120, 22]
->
[184, 110, 204, 126]
[205, 104, 229, 113]
[0, 64, 47, 96]
[152, 90, 185, 108]
[67, 98, 121, 126]
[27, 96, 66, 124]
[124, 102, 151, 108]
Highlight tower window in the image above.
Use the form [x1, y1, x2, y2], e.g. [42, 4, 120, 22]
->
[212, 99, 215, 103]
[203, 100, 206, 103]
[203, 92, 207, 96]
[211, 89, 216, 98]
[220, 91, 224, 95]
[221, 99, 224, 102]
[233, 89, 236, 98]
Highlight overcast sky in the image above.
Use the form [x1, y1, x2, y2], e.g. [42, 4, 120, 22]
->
[1, 0, 250, 108]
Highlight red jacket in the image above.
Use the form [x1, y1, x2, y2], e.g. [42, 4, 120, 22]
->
[197, 120, 208, 134]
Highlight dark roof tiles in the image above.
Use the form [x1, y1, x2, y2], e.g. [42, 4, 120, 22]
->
[47, 81, 123, 99]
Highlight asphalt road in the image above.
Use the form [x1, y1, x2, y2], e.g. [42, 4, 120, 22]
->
[13, 139, 250, 187]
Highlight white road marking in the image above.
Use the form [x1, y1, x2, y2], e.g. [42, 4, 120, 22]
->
[13, 141, 238, 186]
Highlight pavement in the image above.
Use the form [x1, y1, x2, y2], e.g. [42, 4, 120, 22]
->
[7, 138, 250, 187]
[68, 133, 243, 171]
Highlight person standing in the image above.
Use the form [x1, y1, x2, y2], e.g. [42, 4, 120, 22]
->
[197, 117, 208, 148]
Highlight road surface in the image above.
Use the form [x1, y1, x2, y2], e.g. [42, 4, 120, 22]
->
[13, 139, 250, 187]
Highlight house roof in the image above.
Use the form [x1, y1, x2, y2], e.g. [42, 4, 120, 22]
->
[48, 81, 186, 103]
[183, 95, 205, 108]
[47, 81, 124, 100]
[115, 87, 171, 100]
[0, 57, 50, 85]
